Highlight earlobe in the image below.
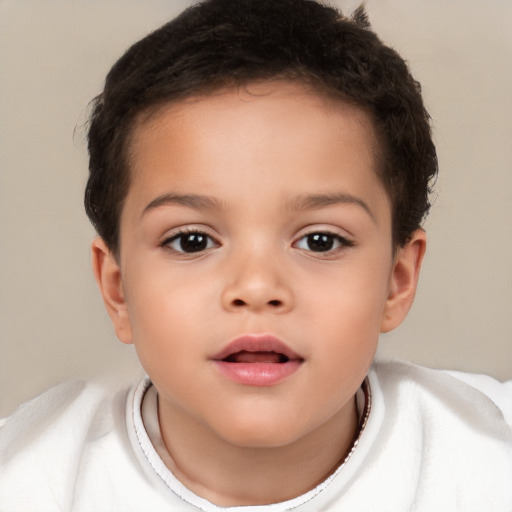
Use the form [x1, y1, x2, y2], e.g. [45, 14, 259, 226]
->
[380, 229, 427, 333]
[91, 237, 133, 344]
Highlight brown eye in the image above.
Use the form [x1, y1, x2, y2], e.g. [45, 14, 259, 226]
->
[306, 233, 334, 252]
[295, 232, 352, 253]
[165, 231, 216, 253]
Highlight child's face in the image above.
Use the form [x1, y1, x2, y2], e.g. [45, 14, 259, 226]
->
[94, 81, 424, 448]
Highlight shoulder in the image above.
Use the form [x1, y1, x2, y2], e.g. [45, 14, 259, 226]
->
[0, 380, 107, 456]
[372, 358, 512, 425]
[358, 359, 512, 508]
[444, 368, 512, 423]
[0, 379, 135, 510]
[369, 358, 512, 476]
[373, 359, 512, 418]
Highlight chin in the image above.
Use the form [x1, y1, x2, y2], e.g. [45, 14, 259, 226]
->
[212, 414, 311, 449]
[221, 430, 301, 450]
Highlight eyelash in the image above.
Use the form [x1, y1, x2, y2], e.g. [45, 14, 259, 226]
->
[160, 229, 354, 255]
[293, 231, 354, 254]
[161, 229, 218, 254]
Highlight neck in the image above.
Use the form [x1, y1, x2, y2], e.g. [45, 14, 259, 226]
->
[157, 396, 359, 506]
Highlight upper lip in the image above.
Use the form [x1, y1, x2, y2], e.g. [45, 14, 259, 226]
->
[211, 334, 303, 361]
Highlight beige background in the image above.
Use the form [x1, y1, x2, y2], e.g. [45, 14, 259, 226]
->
[1, 0, 511, 417]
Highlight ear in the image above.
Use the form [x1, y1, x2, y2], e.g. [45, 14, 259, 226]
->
[91, 237, 133, 344]
[380, 229, 427, 333]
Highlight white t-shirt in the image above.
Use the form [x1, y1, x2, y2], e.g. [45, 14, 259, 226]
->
[1, 359, 511, 511]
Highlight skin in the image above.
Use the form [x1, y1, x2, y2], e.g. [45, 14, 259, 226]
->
[93, 81, 426, 506]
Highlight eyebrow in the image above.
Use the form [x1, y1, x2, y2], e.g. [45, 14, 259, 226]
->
[141, 191, 375, 221]
[141, 193, 225, 217]
[287, 193, 375, 222]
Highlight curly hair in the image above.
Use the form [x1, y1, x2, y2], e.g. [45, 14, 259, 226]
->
[85, 0, 438, 254]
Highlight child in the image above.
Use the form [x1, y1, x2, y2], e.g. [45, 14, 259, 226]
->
[1, 0, 511, 510]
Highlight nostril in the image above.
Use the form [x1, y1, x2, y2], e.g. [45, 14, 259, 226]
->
[227, 297, 285, 309]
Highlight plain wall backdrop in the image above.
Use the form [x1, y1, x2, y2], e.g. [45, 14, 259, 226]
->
[1, 0, 511, 417]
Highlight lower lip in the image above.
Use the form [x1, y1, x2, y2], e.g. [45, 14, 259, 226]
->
[212, 360, 302, 386]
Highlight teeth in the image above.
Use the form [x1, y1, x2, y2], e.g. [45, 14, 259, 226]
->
[225, 351, 289, 363]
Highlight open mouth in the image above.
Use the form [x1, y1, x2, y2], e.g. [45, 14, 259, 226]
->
[222, 350, 292, 364]
[212, 335, 304, 386]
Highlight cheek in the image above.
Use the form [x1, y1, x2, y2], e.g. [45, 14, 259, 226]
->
[122, 263, 220, 360]
[301, 259, 391, 356]
[302, 258, 391, 318]
[125, 259, 207, 316]
[123, 276, 185, 353]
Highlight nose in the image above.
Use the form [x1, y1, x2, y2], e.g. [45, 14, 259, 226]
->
[221, 253, 294, 314]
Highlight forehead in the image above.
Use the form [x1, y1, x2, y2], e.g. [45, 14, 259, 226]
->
[123, 81, 390, 224]
[129, 80, 380, 168]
